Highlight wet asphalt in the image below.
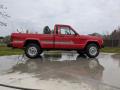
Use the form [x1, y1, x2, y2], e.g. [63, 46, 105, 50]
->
[0, 52, 120, 90]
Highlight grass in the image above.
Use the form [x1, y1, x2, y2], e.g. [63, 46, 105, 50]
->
[0, 46, 23, 56]
[0, 43, 6, 46]
[101, 47, 120, 53]
[0, 46, 120, 56]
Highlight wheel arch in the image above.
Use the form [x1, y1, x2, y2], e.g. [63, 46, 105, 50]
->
[24, 39, 41, 48]
[84, 41, 100, 49]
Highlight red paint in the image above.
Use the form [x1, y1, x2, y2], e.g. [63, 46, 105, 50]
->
[9, 24, 104, 50]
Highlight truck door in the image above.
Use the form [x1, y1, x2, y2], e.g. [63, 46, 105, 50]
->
[40, 34, 54, 49]
[55, 26, 79, 49]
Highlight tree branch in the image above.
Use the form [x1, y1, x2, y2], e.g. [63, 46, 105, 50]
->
[0, 21, 7, 26]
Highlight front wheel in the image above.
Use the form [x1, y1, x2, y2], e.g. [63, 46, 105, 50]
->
[86, 43, 99, 58]
[25, 44, 42, 58]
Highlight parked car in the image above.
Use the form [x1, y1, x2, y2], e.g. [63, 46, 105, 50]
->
[8, 24, 104, 58]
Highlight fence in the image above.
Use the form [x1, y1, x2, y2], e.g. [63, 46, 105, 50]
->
[103, 39, 120, 47]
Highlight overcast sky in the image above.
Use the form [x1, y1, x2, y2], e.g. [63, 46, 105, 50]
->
[0, 0, 120, 36]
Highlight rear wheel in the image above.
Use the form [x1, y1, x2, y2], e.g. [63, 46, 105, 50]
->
[85, 43, 99, 58]
[25, 44, 42, 58]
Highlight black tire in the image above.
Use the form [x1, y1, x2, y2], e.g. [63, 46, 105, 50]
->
[25, 44, 42, 58]
[77, 51, 84, 55]
[85, 43, 99, 58]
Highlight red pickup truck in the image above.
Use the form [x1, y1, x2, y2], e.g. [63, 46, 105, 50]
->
[8, 24, 104, 58]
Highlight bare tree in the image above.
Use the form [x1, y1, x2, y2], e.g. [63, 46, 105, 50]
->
[0, 4, 10, 27]
[111, 27, 120, 40]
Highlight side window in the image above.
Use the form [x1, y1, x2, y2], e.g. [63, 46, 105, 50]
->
[69, 29, 75, 35]
[60, 27, 71, 35]
[60, 27, 76, 35]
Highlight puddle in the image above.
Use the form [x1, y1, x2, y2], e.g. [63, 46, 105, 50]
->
[0, 52, 120, 90]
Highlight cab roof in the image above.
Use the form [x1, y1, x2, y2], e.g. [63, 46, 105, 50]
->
[55, 24, 71, 27]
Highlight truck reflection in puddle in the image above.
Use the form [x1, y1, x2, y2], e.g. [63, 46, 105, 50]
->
[9, 53, 104, 81]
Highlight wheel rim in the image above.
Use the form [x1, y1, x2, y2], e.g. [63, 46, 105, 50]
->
[89, 46, 98, 56]
[28, 46, 38, 57]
